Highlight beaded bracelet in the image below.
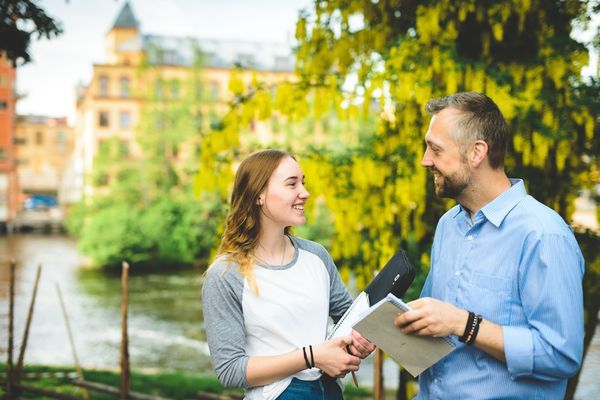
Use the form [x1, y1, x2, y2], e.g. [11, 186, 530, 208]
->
[459, 311, 476, 343]
[459, 311, 483, 345]
[466, 314, 483, 345]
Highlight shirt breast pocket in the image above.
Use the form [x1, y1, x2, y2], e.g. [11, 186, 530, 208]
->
[465, 271, 512, 325]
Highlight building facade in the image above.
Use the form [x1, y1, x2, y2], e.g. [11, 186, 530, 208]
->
[14, 115, 74, 200]
[72, 2, 295, 202]
[0, 51, 19, 230]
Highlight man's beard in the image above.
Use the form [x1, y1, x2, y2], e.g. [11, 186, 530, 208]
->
[432, 165, 471, 199]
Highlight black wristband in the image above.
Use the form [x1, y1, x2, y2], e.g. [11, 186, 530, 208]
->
[466, 315, 483, 345]
[302, 347, 311, 369]
[309, 345, 315, 368]
[459, 311, 476, 343]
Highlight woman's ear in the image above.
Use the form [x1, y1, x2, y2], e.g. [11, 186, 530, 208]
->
[256, 196, 263, 206]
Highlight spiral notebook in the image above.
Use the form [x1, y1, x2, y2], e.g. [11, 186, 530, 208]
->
[353, 293, 455, 377]
[327, 291, 370, 340]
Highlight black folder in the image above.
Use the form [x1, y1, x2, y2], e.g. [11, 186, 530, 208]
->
[364, 250, 416, 305]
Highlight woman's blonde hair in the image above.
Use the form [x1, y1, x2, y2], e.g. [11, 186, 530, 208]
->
[217, 149, 294, 292]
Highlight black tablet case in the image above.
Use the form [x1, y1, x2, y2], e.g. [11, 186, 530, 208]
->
[364, 250, 416, 305]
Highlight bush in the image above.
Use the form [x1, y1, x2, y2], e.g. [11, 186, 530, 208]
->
[76, 192, 225, 268]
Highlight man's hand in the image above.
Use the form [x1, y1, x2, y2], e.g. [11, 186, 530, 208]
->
[348, 329, 375, 359]
[394, 297, 468, 338]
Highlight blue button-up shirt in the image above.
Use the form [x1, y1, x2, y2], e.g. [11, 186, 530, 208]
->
[417, 179, 584, 400]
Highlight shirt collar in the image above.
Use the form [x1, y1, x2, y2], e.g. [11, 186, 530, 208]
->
[452, 179, 527, 227]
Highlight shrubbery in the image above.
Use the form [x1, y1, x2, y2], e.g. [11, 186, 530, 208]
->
[66, 192, 225, 268]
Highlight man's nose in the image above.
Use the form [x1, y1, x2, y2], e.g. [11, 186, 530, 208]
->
[421, 150, 433, 168]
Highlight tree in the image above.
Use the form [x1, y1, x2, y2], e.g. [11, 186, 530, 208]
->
[69, 48, 226, 268]
[0, 0, 63, 66]
[196, 1, 599, 398]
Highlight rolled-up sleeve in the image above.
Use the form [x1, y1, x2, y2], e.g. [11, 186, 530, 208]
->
[505, 232, 584, 380]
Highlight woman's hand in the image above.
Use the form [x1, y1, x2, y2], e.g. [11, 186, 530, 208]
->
[312, 336, 361, 378]
[349, 329, 375, 358]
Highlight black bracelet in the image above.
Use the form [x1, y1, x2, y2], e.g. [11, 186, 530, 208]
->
[309, 345, 315, 368]
[466, 315, 483, 345]
[302, 347, 311, 369]
[459, 311, 476, 343]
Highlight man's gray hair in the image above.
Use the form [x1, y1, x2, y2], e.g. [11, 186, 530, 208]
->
[425, 92, 510, 169]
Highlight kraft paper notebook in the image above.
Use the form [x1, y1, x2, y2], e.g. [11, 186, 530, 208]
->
[327, 250, 416, 340]
[353, 293, 455, 377]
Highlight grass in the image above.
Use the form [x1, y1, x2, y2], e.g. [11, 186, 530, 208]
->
[0, 364, 236, 399]
[0, 364, 386, 399]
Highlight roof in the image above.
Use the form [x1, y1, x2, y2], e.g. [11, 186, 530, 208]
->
[111, 2, 139, 30]
[140, 35, 295, 72]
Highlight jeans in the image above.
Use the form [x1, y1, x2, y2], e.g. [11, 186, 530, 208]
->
[276, 375, 343, 400]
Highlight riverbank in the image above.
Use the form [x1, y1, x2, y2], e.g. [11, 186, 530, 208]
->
[0, 364, 376, 399]
[0, 363, 232, 399]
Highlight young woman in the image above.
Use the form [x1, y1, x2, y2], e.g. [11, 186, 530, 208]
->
[202, 149, 373, 400]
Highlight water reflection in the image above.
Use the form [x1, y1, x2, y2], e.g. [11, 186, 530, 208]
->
[0, 234, 211, 372]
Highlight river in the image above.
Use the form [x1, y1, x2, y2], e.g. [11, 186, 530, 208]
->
[0, 234, 598, 398]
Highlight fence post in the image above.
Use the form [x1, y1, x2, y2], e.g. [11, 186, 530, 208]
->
[6, 260, 16, 400]
[120, 261, 131, 400]
[373, 348, 385, 400]
[56, 281, 89, 399]
[16, 264, 42, 381]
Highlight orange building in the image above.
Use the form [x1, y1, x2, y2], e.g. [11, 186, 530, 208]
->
[72, 2, 295, 201]
[0, 51, 19, 231]
[14, 115, 74, 198]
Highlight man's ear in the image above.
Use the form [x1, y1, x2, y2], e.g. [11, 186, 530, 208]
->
[470, 140, 488, 167]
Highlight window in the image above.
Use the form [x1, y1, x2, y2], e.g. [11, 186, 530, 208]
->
[0, 147, 6, 160]
[119, 111, 131, 129]
[0, 100, 7, 110]
[99, 75, 109, 96]
[120, 76, 130, 98]
[13, 137, 27, 145]
[0, 75, 6, 86]
[35, 131, 43, 145]
[98, 111, 109, 127]
[56, 131, 67, 152]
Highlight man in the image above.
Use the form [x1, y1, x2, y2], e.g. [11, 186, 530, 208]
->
[395, 92, 584, 399]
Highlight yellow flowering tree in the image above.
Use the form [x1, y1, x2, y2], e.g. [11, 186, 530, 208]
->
[197, 1, 599, 397]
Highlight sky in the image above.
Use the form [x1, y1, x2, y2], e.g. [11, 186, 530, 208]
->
[16, 0, 312, 119]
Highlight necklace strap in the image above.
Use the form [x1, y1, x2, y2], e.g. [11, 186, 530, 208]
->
[254, 236, 287, 266]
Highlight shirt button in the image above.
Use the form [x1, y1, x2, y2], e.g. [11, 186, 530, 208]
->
[467, 235, 473, 241]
